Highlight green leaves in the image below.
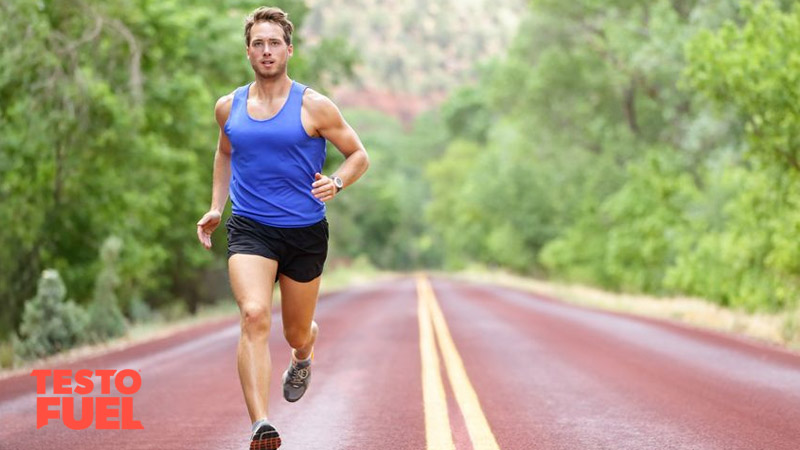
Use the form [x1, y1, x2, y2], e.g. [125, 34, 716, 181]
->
[424, 0, 800, 312]
[14, 270, 89, 361]
[686, 1, 800, 172]
[1, 0, 357, 338]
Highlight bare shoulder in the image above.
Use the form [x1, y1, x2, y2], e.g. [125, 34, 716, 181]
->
[214, 92, 235, 128]
[302, 88, 341, 122]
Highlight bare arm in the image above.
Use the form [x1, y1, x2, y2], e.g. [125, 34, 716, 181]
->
[304, 90, 370, 202]
[210, 101, 233, 215]
[196, 94, 234, 249]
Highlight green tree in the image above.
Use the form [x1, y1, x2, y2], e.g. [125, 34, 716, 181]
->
[0, 0, 356, 339]
[665, 0, 800, 310]
[686, 0, 800, 174]
[329, 108, 447, 269]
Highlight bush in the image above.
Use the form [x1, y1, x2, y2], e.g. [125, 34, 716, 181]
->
[86, 236, 127, 341]
[128, 293, 156, 324]
[541, 151, 697, 293]
[0, 339, 14, 369]
[14, 269, 89, 361]
[159, 301, 189, 322]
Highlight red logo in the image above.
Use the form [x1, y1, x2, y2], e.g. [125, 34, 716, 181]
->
[31, 369, 144, 430]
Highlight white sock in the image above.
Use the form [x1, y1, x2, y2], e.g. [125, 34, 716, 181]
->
[251, 418, 268, 433]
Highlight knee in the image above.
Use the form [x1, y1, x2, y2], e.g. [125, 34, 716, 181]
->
[240, 303, 270, 335]
[283, 325, 310, 349]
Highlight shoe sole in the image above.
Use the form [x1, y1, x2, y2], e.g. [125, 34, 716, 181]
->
[250, 426, 281, 449]
[249, 436, 281, 450]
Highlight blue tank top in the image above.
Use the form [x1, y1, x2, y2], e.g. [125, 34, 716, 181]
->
[224, 81, 327, 227]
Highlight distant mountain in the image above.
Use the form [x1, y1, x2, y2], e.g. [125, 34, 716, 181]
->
[302, 0, 525, 120]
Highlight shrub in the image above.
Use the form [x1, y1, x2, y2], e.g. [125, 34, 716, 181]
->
[86, 236, 127, 341]
[14, 269, 89, 361]
[127, 293, 155, 324]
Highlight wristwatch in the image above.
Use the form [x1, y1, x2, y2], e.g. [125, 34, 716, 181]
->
[332, 176, 344, 193]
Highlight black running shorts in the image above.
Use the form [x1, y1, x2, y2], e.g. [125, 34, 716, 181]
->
[226, 214, 329, 282]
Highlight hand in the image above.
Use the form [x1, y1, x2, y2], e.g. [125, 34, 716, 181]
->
[196, 210, 222, 250]
[311, 172, 337, 202]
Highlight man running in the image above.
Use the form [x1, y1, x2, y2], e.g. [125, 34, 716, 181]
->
[195, 6, 369, 449]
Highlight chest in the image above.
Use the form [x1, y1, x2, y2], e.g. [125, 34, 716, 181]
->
[247, 96, 287, 121]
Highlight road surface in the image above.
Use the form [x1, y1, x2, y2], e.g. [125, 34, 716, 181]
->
[1, 275, 799, 449]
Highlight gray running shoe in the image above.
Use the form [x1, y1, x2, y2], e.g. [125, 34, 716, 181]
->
[282, 356, 312, 402]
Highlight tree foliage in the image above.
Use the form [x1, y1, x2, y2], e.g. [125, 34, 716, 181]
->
[4, 0, 800, 353]
[424, 0, 800, 311]
[87, 236, 127, 341]
[328, 108, 448, 269]
[0, 0, 355, 337]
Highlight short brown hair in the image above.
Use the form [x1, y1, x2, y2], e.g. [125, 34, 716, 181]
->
[244, 6, 294, 46]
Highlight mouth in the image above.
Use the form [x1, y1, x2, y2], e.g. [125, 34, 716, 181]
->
[261, 60, 275, 67]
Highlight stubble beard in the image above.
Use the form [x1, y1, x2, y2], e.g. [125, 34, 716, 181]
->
[253, 59, 288, 81]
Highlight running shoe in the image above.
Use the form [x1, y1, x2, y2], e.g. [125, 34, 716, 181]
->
[250, 421, 281, 450]
[282, 354, 312, 402]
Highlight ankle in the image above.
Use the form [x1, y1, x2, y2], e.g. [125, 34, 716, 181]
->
[291, 322, 317, 362]
[292, 348, 312, 363]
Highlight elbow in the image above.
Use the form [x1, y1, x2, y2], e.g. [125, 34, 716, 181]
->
[360, 148, 370, 173]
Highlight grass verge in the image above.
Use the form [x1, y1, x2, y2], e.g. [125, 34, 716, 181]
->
[450, 267, 800, 352]
[0, 259, 393, 378]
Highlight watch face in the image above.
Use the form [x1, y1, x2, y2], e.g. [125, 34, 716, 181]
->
[334, 177, 343, 188]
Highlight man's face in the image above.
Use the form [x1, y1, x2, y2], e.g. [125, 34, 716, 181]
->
[247, 21, 292, 79]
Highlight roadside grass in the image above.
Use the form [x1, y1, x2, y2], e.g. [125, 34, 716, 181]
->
[450, 266, 800, 352]
[6, 261, 796, 377]
[0, 258, 393, 377]
[0, 299, 240, 379]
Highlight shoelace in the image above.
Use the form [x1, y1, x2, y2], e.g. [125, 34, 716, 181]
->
[287, 365, 309, 387]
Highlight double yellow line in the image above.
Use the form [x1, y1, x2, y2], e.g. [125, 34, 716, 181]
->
[417, 275, 500, 450]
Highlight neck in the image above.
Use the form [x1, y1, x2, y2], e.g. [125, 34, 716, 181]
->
[251, 74, 292, 99]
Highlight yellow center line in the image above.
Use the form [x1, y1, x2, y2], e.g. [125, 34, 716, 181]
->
[417, 275, 501, 450]
[417, 275, 456, 450]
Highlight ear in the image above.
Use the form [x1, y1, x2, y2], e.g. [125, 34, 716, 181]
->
[287, 44, 293, 58]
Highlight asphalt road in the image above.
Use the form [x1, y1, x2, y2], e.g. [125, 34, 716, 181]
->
[1, 275, 799, 449]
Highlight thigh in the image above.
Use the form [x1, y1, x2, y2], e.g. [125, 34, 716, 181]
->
[279, 274, 321, 331]
[229, 254, 280, 314]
